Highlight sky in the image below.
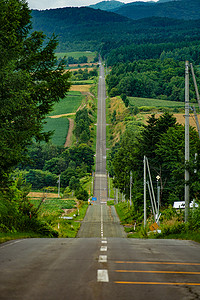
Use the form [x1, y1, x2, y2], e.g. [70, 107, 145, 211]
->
[27, 0, 157, 10]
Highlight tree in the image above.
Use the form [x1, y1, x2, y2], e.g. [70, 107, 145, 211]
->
[0, 0, 71, 183]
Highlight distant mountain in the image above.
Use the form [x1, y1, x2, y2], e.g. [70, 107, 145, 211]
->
[112, 0, 200, 20]
[157, 0, 180, 2]
[89, 1, 125, 11]
[31, 6, 200, 52]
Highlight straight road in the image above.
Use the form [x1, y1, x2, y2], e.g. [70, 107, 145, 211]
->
[77, 60, 125, 238]
[0, 61, 200, 299]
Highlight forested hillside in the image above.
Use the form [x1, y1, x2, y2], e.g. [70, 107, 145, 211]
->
[112, 0, 200, 20]
[31, 7, 200, 52]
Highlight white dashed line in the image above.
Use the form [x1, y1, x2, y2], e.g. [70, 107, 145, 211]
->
[101, 240, 107, 244]
[98, 255, 107, 263]
[100, 246, 107, 251]
[97, 270, 109, 282]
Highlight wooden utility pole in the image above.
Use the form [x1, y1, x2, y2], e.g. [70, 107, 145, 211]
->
[185, 61, 190, 223]
[144, 156, 147, 227]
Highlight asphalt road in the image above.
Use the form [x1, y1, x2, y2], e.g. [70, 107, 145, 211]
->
[0, 61, 200, 299]
[0, 238, 200, 299]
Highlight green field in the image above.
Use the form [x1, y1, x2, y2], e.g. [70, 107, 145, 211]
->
[44, 117, 69, 146]
[48, 92, 83, 116]
[129, 97, 186, 109]
[56, 51, 96, 62]
[43, 91, 83, 146]
[30, 199, 76, 214]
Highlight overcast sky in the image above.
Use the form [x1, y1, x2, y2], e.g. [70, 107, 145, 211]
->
[27, 0, 157, 10]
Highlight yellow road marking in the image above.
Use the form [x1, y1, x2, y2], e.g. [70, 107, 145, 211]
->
[115, 281, 200, 286]
[115, 270, 200, 275]
[115, 261, 200, 266]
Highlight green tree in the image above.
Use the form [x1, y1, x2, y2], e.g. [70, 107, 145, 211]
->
[0, 0, 71, 183]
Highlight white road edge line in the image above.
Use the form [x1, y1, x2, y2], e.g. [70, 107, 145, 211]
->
[0, 239, 24, 249]
[97, 270, 109, 282]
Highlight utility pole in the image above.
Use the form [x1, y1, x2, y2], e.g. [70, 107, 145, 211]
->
[144, 156, 147, 227]
[130, 171, 132, 206]
[58, 174, 61, 198]
[185, 61, 190, 223]
[190, 63, 200, 110]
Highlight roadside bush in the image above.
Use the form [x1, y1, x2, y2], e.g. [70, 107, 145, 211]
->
[75, 188, 89, 201]
[188, 205, 200, 231]
[160, 222, 186, 236]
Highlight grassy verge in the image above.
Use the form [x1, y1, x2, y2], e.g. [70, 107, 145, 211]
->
[0, 232, 45, 244]
[0, 200, 89, 243]
[114, 202, 200, 243]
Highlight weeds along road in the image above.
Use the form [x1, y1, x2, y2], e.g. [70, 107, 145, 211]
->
[0, 62, 200, 300]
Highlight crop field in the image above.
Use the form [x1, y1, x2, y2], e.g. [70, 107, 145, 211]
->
[30, 199, 76, 214]
[48, 91, 83, 116]
[44, 117, 69, 146]
[56, 51, 96, 62]
[129, 97, 186, 109]
[70, 85, 91, 92]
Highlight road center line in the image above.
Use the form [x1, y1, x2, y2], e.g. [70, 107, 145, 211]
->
[97, 270, 109, 282]
[100, 246, 107, 251]
[99, 255, 107, 263]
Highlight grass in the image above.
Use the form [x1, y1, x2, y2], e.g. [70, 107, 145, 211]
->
[43, 91, 84, 146]
[129, 97, 186, 109]
[48, 92, 83, 116]
[44, 117, 69, 146]
[30, 198, 76, 214]
[56, 51, 96, 62]
[71, 80, 94, 85]
[0, 232, 45, 244]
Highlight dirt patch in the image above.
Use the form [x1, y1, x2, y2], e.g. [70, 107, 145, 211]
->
[70, 85, 91, 92]
[28, 192, 59, 198]
[49, 113, 75, 119]
[64, 118, 74, 148]
[68, 63, 98, 68]
[62, 208, 77, 216]
[144, 113, 200, 130]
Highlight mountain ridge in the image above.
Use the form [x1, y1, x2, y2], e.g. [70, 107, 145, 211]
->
[111, 0, 200, 20]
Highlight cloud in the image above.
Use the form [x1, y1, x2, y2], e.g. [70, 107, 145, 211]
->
[27, 0, 100, 10]
[27, 0, 155, 10]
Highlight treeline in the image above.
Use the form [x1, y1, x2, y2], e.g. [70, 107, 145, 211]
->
[71, 68, 98, 81]
[105, 42, 200, 66]
[106, 58, 200, 101]
[108, 113, 200, 217]
[22, 142, 94, 193]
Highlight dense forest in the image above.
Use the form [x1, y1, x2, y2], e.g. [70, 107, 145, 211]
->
[31, 7, 200, 52]
[111, 0, 200, 20]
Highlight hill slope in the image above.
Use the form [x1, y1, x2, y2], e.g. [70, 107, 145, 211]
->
[112, 0, 200, 20]
[31, 6, 200, 52]
[89, 0, 125, 11]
